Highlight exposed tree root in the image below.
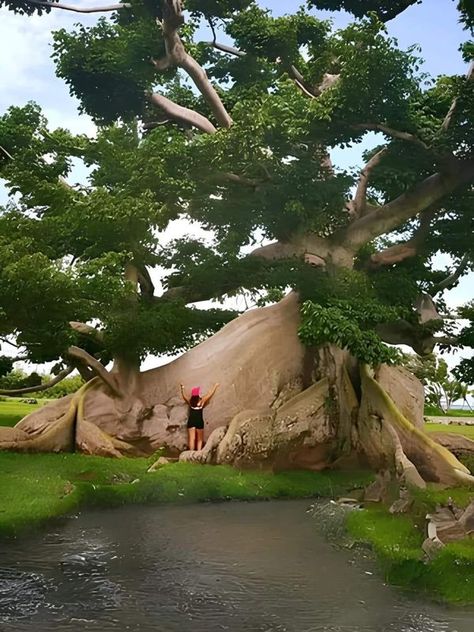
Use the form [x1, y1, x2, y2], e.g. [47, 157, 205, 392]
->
[0, 378, 138, 457]
[358, 365, 473, 486]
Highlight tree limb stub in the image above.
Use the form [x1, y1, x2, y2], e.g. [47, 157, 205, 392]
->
[67, 345, 122, 398]
[147, 93, 217, 134]
[0, 366, 74, 396]
[24, 0, 130, 13]
[343, 160, 474, 250]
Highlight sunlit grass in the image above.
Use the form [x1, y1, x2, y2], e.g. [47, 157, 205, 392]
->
[425, 422, 474, 440]
[0, 399, 45, 427]
[0, 451, 372, 538]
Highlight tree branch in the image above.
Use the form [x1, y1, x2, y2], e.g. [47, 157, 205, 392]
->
[369, 207, 435, 267]
[431, 253, 472, 295]
[353, 147, 388, 217]
[0, 145, 14, 161]
[353, 123, 429, 151]
[342, 160, 474, 250]
[67, 345, 121, 397]
[152, 1, 232, 129]
[441, 61, 474, 132]
[24, 0, 130, 13]
[147, 93, 217, 134]
[206, 20, 245, 58]
[0, 366, 73, 396]
[69, 321, 105, 344]
[137, 265, 155, 298]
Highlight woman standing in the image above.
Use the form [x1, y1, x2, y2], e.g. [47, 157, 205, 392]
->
[180, 383, 219, 451]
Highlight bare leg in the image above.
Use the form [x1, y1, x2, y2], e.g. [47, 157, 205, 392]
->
[196, 428, 204, 451]
[187, 427, 196, 451]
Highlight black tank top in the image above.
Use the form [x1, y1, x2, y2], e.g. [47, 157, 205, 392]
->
[188, 406, 204, 424]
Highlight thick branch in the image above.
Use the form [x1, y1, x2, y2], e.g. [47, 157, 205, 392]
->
[25, 0, 129, 13]
[0, 366, 73, 396]
[152, 1, 232, 129]
[353, 123, 429, 151]
[147, 93, 217, 134]
[179, 55, 233, 128]
[432, 253, 472, 295]
[369, 208, 435, 267]
[67, 345, 121, 397]
[342, 160, 474, 250]
[353, 147, 388, 217]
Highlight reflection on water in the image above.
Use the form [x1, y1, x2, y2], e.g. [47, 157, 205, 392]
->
[0, 500, 473, 631]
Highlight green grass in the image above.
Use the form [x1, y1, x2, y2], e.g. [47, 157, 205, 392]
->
[424, 405, 474, 418]
[425, 423, 474, 440]
[346, 488, 474, 605]
[0, 451, 373, 538]
[0, 399, 44, 427]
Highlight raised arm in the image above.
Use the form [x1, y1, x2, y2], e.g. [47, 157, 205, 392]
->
[180, 383, 190, 405]
[201, 383, 219, 407]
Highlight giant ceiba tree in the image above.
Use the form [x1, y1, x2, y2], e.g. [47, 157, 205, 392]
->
[0, 0, 473, 485]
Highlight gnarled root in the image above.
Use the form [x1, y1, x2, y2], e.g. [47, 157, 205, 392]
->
[357, 365, 473, 487]
[0, 379, 138, 457]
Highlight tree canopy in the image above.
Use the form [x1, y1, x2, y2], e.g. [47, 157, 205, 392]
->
[0, 0, 473, 385]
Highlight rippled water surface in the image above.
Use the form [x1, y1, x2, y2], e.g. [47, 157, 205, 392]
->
[0, 500, 473, 631]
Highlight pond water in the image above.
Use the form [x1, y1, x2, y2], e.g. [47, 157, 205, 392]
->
[0, 500, 473, 632]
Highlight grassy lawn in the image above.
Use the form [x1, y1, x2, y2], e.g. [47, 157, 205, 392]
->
[0, 399, 46, 427]
[424, 406, 474, 418]
[425, 423, 474, 440]
[0, 451, 373, 539]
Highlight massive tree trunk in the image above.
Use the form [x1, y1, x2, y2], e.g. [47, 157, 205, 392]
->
[1, 293, 472, 486]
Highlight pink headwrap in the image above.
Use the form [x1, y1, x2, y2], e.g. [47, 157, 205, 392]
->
[191, 386, 201, 397]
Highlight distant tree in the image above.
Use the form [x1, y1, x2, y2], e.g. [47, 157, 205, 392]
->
[402, 352, 470, 413]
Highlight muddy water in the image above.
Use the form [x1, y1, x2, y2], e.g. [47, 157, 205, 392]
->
[0, 500, 473, 631]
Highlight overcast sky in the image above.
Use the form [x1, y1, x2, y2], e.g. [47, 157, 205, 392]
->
[0, 0, 472, 375]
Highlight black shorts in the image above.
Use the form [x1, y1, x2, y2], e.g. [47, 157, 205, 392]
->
[187, 419, 204, 430]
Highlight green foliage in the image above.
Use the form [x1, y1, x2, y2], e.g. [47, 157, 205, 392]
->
[299, 300, 400, 365]
[53, 17, 164, 123]
[0, 355, 13, 377]
[307, 1, 421, 22]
